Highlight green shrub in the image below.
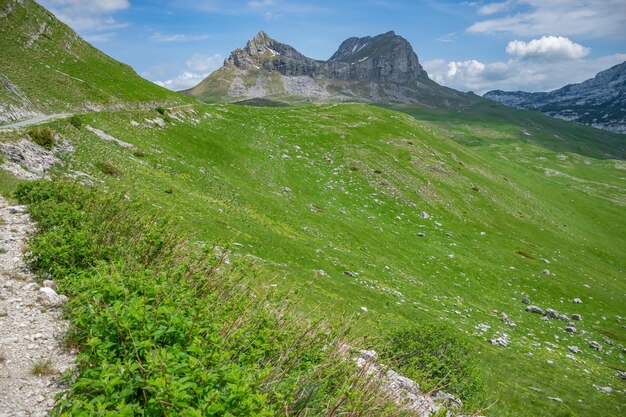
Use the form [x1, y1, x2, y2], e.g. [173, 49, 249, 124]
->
[378, 322, 484, 405]
[156, 106, 166, 115]
[96, 161, 122, 176]
[515, 249, 536, 259]
[28, 127, 55, 149]
[16, 180, 403, 416]
[68, 115, 82, 129]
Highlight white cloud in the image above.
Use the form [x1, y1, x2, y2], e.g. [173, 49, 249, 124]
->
[83, 32, 117, 43]
[149, 53, 224, 91]
[477, 1, 514, 15]
[436, 33, 457, 43]
[150, 32, 211, 42]
[40, 0, 129, 14]
[39, 0, 129, 38]
[186, 54, 223, 71]
[468, 0, 626, 38]
[424, 53, 626, 94]
[506, 36, 590, 61]
[153, 71, 211, 91]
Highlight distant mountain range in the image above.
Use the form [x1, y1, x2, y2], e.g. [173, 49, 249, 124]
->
[484, 61, 626, 133]
[183, 31, 477, 107]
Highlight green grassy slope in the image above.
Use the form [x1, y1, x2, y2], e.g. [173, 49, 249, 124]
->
[5, 102, 622, 416]
[391, 100, 626, 160]
[0, 0, 186, 123]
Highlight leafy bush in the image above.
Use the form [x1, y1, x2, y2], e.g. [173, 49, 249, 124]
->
[96, 161, 122, 176]
[16, 180, 404, 416]
[68, 115, 82, 129]
[378, 322, 484, 405]
[28, 127, 55, 149]
[156, 106, 166, 115]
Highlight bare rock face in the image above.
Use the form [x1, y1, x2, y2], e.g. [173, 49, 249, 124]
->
[225, 31, 426, 86]
[226, 31, 323, 76]
[484, 61, 626, 134]
[327, 31, 426, 84]
[185, 30, 465, 105]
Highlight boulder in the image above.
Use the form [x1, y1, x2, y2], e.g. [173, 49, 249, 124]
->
[38, 287, 68, 307]
[545, 308, 558, 319]
[589, 341, 602, 351]
[526, 305, 544, 314]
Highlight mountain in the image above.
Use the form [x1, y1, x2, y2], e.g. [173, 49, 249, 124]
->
[0, 0, 185, 125]
[484, 61, 626, 133]
[184, 31, 476, 107]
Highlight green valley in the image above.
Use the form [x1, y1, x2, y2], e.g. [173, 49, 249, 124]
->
[0, 0, 624, 415]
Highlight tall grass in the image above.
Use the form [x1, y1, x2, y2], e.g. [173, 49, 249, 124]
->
[16, 180, 424, 416]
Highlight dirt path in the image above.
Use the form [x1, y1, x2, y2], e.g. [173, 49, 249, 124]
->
[0, 114, 73, 130]
[0, 198, 74, 416]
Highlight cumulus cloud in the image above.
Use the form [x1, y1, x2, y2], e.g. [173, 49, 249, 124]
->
[186, 54, 224, 72]
[424, 53, 626, 95]
[506, 36, 590, 61]
[153, 72, 211, 91]
[468, 0, 626, 38]
[39, 0, 129, 38]
[150, 33, 211, 42]
[148, 54, 224, 91]
[477, 1, 514, 15]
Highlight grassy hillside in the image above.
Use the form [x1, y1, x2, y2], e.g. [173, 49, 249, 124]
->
[2, 102, 623, 416]
[0, 0, 186, 124]
[391, 100, 626, 160]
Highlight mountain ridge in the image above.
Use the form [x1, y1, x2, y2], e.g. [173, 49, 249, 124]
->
[184, 31, 472, 107]
[484, 61, 626, 133]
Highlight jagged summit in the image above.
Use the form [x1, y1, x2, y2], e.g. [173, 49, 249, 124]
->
[484, 61, 626, 133]
[184, 30, 469, 106]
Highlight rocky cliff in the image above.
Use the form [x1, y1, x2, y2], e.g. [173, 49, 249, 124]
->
[484, 61, 626, 133]
[184, 31, 470, 106]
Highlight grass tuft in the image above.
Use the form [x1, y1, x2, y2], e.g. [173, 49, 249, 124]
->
[31, 359, 56, 376]
[28, 128, 55, 149]
[96, 162, 122, 176]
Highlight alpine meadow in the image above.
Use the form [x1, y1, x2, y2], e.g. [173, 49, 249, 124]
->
[0, 1, 624, 416]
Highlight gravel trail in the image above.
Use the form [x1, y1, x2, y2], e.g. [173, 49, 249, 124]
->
[0, 198, 74, 417]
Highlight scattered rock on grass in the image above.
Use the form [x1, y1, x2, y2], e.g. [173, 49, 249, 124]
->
[589, 341, 602, 351]
[545, 308, 558, 319]
[526, 305, 544, 314]
[573, 298, 583, 304]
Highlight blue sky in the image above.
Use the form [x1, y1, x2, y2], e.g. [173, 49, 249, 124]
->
[39, 0, 626, 94]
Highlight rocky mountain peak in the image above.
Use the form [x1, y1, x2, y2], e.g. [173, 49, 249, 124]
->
[484, 60, 626, 133]
[327, 31, 426, 83]
[225, 31, 313, 70]
[188, 30, 447, 105]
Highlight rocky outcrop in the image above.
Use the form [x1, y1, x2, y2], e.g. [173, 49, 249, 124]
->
[328, 31, 426, 84]
[185, 31, 469, 106]
[484, 61, 626, 133]
[225, 31, 426, 85]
